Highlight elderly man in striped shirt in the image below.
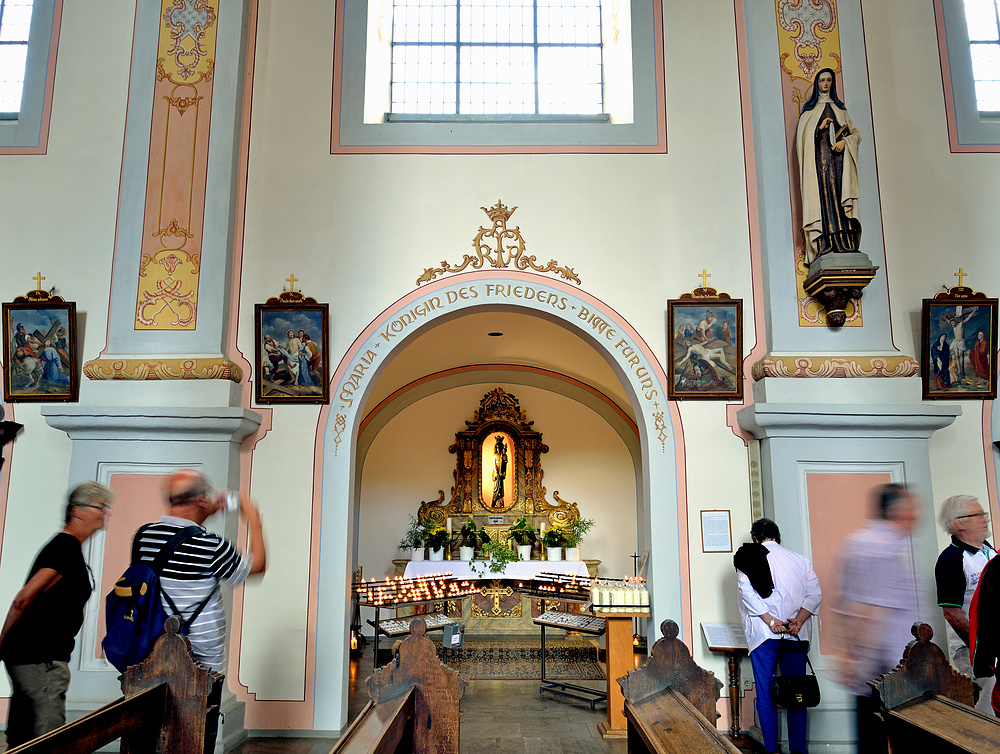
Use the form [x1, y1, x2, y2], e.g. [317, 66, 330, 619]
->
[133, 469, 267, 753]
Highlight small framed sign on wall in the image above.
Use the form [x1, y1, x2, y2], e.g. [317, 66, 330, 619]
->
[700, 510, 733, 553]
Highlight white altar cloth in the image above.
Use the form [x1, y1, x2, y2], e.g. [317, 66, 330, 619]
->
[402, 559, 589, 581]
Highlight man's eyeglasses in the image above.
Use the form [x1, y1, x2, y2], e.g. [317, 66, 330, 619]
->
[77, 503, 111, 512]
[957, 512, 989, 520]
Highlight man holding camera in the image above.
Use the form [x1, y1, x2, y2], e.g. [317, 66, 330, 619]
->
[132, 469, 266, 751]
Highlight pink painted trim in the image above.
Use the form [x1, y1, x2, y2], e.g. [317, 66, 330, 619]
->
[725, 0, 764, 446]
[330, 1, 667, 155]
[97, 4, 142, 357]
[359, 364, 639, 436]
[326, 270, 692, 646]
[982, 400, 999, 545]
[934, 0, 1000, 153]
[0, 0, 62, 155]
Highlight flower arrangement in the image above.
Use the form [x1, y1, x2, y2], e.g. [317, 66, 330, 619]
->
[424, 525, 451, 552]
[458, 518, 490, 549]
[470, 538, 519, 577]
[509, 517, 538, 547]
[542, 526, 568, 548]
[563, 517, 595, 548]
[397, 514, 424, 550]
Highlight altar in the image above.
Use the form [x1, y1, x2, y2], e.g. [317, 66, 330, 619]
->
[389, 388, 605, 636]
[398, 559, 597, 635]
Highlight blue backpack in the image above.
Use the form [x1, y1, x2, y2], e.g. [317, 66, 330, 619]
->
[102, 525, 213, 673]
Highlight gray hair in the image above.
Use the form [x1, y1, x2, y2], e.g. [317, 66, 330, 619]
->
[66, 481, 113, 524]
[939, 494, 979, 535]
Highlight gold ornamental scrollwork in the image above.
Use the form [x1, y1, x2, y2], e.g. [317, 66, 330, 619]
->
[416, 201, 581, 286]
[417, 388, 580, 528]
[83, 357, 242, 382]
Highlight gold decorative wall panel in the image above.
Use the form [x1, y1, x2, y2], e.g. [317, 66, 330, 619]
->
[775, 0, 862, 327]
[134, 0, 219, 330]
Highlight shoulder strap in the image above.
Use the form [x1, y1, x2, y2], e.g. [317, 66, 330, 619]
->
[138, 524, 218, 628]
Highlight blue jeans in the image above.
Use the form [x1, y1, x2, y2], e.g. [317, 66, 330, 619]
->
[750, 639, 809, 753]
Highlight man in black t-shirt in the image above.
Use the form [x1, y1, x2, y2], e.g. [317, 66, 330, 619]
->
[0, 481, 112, 748]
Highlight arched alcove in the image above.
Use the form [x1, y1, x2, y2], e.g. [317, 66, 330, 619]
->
[312, 272, 688, 730]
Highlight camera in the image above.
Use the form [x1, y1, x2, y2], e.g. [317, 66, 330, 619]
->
[223, 490, 240, 513]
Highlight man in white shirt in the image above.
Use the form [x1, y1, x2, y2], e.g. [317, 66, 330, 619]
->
[736, 518, 822, 754]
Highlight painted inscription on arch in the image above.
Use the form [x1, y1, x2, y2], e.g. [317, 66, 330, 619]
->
[335, 282, 664, 427]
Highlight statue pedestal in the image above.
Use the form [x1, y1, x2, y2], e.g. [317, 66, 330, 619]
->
[803, 252, 879, 328]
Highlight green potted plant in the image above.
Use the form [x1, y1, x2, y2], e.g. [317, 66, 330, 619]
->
[470, 538, 519, 577]
[424, 525, 451, 561]
[542, 526, 567, 562]
[457, 518, 489, 561]
[398, 514, 425, 561]
[509, 517, 537, 561]
[563, 517, 595, 561]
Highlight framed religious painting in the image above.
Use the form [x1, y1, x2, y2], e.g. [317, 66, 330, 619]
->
[3, 294, 79, 403]
[667, 292, 743, 401]
[255, 292, 330, 404]
[921, 290, 997, 400]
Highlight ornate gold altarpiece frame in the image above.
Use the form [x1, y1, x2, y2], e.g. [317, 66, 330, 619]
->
[406, 388, 593, 631]
[417, 388, 580, 532]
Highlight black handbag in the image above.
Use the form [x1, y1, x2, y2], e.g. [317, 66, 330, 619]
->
[772, 635, 821, 710]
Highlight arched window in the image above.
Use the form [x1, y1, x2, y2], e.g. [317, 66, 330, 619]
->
[333, 0, 665, 153]
[0, 0, 60, 152]
[937, 0, 1000, 149]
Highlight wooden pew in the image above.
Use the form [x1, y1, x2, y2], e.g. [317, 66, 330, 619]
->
[331, 617, 467, 754]
[869, 622, 1000, 753]
[617, 619, 739, 754]
[7, 615, 221, 754]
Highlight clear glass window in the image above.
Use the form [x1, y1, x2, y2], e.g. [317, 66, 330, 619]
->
[0, 0, 33, 115]
[964, 0, 1000, 112]
[390, 0, 604, 116]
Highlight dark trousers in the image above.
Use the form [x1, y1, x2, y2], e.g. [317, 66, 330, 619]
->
[856, 694, 888, 754]
[204, 676, 223, 754]
[749, 639, 809, 753]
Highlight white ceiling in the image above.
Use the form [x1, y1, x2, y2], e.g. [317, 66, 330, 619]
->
[362, 310, 634, 421]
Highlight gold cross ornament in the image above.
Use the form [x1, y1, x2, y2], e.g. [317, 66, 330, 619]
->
[286, 273, 299, 292]
[698, 269, 711, 287]
[33, 272, 45, 291]
[954, 268, 967, 287]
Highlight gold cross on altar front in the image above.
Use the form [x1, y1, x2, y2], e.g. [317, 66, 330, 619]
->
[955, 268, 967, 287]
[480, 580, 514, 616]
[33, 272, 45, 291]
[698, 269, 711, 287]
[286, 273, 298, 292]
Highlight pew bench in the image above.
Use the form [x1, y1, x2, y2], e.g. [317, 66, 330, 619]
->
[7, 615, 220, 754]
[330, 617, 466, 754]
[618, 619, 740, 754]
[870, 622, 1000, 753]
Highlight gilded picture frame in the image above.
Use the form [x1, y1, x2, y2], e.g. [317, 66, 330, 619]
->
[667, 296, 743, 401]
[2, 298, 79, 403]
[921, 293, 997, 400]
[255, 299, 330, 404]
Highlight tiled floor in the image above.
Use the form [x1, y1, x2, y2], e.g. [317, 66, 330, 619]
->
[230, 644, 626, 754]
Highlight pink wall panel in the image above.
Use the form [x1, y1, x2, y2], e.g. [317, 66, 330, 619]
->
[806, 472, 892, 656]
[93, 473, 169, 659]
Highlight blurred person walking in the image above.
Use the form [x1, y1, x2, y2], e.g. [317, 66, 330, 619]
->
[833, 483, 921, 754]
[0, 482, 112, 747]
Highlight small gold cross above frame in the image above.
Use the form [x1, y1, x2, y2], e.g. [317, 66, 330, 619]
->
[13, 273, 62, 303]
[698, 269, 711, 287]
[943, 268, 978, 299]
[265, 273, 314, 305]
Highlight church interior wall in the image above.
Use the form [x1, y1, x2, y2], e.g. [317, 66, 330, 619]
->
[1, 0, 999, 739]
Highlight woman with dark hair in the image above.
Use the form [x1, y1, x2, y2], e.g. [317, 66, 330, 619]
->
[796, 68, 862, 263]
[735, 518, 822, 754]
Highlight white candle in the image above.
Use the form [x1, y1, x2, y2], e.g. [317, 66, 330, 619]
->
[540, 521, 546, 534]
[446, 518, 452, 532]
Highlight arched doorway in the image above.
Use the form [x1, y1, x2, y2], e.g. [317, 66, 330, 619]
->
[312, 272, 688, 730]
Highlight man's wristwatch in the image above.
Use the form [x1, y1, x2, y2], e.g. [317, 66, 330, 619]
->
[769, 618, 777, 628]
